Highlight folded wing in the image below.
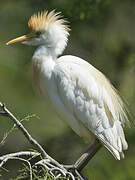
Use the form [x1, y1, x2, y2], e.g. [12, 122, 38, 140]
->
[53, 55, 129, 160]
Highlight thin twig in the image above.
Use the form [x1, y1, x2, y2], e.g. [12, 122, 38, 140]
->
[0, 151, 40, 161]
[0, 114, 39, 145]
[35, 159, 76, 180]
[0, 124, 16, 145]
[0, 156, 33, 180]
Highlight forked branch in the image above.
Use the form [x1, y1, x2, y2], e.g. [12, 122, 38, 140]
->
[0, 103, 78, 179]
[0, 102, 47, 158]
[0, 102, 101, 179]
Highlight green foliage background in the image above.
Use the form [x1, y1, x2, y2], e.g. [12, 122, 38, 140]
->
[0, 0, 135, 179]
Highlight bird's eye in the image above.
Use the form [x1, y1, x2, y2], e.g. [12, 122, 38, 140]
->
[36, 31, 41, 36]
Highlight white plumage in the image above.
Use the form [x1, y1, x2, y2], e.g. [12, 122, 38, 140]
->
[7, 10, 129, 160]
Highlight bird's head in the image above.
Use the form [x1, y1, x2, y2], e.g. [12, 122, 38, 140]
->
[7, 10, 70, 55]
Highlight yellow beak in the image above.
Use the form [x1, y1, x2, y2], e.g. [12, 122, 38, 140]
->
[6, 32, 38, 45]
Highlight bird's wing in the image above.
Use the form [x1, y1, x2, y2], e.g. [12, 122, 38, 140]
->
[53, 55, 128, 160]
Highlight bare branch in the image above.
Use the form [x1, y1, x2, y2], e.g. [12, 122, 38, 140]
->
[0, 103, 47, 159]
[0, 156, 33, 180]
[0, 103, 67, 173]
[0, 102, 98, 179]
[0, 151, 40, 161]
[35, 159, 76, 180]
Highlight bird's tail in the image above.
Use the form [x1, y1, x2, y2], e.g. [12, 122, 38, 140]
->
[97, 120, 128, 160]
[104, 141, 127, 160]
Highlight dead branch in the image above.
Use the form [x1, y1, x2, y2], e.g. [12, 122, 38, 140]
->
[0, 156, 33, 180]
[0, 103, 66, 171]
[0, 151, 40, 161]
[0, 102, 99, 179]
[0, 102, 47, 159]
[0, 102, 84, 179]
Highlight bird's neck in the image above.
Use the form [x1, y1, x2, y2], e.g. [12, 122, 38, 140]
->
[32, 45, 57, 81]
[33, 45, 58, 61]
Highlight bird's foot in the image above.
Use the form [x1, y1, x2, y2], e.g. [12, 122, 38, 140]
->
[63, 164, 88, 180]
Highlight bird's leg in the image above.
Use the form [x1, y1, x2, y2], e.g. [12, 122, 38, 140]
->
[64, 139, 102, 173]
[75, 139, 102, 172]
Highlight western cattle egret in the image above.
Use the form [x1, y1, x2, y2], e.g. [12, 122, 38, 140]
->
[7, 10, 129, 164]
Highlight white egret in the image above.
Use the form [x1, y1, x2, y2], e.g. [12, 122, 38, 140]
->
[7, 10, 129, 169]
